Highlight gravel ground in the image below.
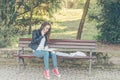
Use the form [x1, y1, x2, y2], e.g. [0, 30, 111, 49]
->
[0, 64, 120, 80]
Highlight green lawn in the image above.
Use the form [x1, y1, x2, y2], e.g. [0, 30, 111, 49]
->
[51, 9, 98, 40]
[11, 9, 98, 48]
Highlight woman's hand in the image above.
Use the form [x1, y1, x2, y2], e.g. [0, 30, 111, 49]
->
[41, 29, 45, 36]
[45, 46, 48, 50]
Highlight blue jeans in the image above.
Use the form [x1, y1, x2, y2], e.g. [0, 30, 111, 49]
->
[33, 50, 58, 70]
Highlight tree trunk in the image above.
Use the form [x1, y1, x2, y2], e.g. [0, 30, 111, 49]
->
[76, 0, 90, 39]
[28, 1, 33, 34]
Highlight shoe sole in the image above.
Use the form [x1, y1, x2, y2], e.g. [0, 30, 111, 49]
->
[44, 72, 50, 79]
[52, 70, 61, 77]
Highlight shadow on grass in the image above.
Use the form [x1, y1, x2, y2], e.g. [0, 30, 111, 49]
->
[51, 19, 81, 39]
[56, 19, 80, 31]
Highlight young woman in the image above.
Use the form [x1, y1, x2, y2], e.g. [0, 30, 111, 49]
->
[29, 21, 60, 79]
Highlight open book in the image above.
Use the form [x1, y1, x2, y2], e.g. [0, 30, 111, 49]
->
[45, 48, 58, 53]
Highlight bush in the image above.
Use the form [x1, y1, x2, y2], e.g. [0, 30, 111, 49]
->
[88, 0, 120, 44]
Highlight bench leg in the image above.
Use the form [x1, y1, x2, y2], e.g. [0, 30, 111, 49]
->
[17, 57, 25, 73]
[89, 58, 92, 75]
[21, 57, 25, 68]
[89, 51, 92, 75]
[17, 57, 21, 73]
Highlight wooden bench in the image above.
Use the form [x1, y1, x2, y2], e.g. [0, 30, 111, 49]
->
[16, 38, 96, 74]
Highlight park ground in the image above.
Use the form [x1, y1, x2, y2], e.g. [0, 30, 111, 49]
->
[0, 58, 120, 80]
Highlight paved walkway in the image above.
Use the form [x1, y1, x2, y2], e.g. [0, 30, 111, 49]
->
[0, 64, 120, 80]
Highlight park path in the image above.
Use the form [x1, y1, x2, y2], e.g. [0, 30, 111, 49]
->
[0, 64, 120, 80]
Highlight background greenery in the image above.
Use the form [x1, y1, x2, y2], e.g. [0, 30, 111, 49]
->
[88, 0, 120, 44]
[0, 0, 120, 48]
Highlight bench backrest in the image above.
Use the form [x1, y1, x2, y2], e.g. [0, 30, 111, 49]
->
[18, 38, 96, 51]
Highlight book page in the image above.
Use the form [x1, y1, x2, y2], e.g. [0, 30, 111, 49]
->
[45, 48, 57, 52]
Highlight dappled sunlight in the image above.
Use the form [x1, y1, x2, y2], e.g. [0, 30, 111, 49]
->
[51, 23, 68, 34]
[53, 9, 83, 22]
[81, 21, 99, 40]
[51, 20, 79, 39]
[32, 9, 83, 39]
[50, 31, 77, 39]
[56, 19, 80, 31]
[81, 33, 97, 40]
[52, 23, 67, 31]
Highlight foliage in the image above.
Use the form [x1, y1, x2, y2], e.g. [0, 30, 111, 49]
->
[0, 0, 17, 47]
[16, 0, 62, 34]
[0, 0, 62, 47]
[88, 0, 120, 44]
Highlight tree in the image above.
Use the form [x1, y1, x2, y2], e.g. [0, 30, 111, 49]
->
[0, 0, 62, 47]
[0, 0, 18, 47]
[89, 0, 120, 44]
[17, 0, 62, 34]
[76, 0, 90, 39]
[98, 0, 120, 43]
[89, 0, 120, 43]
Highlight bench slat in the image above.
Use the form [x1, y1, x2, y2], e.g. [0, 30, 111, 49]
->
[49, 39, 96, 43]
[15, 54, 96, 59]
[19, 42, 96, 47]
[19, 41, 96, 45]
[49, 45, 96, 49]
[19, 44, 96, 49]
[19, 38, 96, 43]
[15, 54, 34, 58]
[17, 48, 95, 52]
[19, 38, 32, 41]
[48, 42, 96, 46]
[19, 41, 31, 44]
[58, 56, 96, 59]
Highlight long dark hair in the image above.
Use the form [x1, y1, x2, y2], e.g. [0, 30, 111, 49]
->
[39, 21, 51, 41]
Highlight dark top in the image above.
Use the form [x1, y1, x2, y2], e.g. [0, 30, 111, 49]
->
[29, 29, 47, 50]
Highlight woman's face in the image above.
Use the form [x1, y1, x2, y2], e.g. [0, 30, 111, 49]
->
[43, 25, 50, 34]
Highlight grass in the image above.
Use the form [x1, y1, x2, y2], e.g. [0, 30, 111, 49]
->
[10, 8, 98, 48]
[20, 9, 98, 40]
[51, 8, 98, 40]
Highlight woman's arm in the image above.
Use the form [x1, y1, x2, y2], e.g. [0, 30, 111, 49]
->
[32, 30, 43, 43]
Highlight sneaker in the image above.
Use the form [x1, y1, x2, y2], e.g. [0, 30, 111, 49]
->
[52, 68, 61, 77]
[44, 70, 50, 79]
